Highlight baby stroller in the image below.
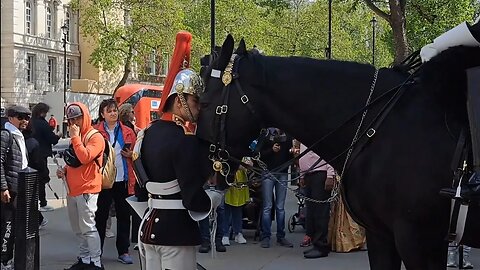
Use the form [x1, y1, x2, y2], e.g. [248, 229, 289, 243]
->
[242, 175, 263, 241]
[288, 188, 306, 232]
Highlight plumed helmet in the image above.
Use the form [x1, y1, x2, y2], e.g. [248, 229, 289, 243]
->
[167, 69, 204, 100]
[66, 104, 83, 120]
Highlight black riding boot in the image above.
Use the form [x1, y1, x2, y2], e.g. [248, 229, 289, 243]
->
[465, 67, 480, 201]
[440, 67, 480, 202]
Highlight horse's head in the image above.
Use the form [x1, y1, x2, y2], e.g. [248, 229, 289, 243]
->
[197, 35, 265, 180]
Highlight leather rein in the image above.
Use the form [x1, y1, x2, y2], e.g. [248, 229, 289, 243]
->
[205, 53, 416, 187]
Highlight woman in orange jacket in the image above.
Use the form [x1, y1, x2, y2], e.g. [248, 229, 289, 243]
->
[94, 98, 137, 264]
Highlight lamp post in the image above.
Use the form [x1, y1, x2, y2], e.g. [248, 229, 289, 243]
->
[370, 16, 377, 66]
[325, 0, 332, 59]
[61, 22, 68, 137]
[210, 0, 215, 64]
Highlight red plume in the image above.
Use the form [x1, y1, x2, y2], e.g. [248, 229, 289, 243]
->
[159, 31, 192, 113]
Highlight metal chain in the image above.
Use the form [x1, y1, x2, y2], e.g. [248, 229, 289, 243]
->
[252, 156, 337, 204]
[339, 69, 378, 179]
[242, 69, 379, 204]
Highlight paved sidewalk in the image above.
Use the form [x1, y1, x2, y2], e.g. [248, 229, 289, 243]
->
[39, 198, 480, 270]
[40, 159, 479, 269]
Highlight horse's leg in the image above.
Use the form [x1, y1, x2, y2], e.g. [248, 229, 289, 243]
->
[394, 220, 448, 270]
[366, 230, 402, 270]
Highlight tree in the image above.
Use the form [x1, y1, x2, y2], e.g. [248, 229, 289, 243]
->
[183, 0, 271, 70]
[363, 0, 478, 64]
[72, 0, 185, 95]
[363, 0, 408, 64]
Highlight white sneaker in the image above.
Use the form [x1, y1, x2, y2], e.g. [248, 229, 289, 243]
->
[39, 218, 48, 230]
[447, 250, 458, 268]
[39, 205, 54, 212]
[221, 236, 230, 246]
[234, 233, 247, 244]
[463, 259, 474, 269]
[105, 230, 115, 238]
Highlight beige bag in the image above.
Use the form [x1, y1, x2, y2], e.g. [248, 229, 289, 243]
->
[84, 129, 116, 189]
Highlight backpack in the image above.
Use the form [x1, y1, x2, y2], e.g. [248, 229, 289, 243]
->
[84, 129, 116, 189]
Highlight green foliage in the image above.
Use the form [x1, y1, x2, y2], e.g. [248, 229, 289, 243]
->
[75, 0, 478, 84]
[406, 0, 480, 51]
[73, 0, 185, 75]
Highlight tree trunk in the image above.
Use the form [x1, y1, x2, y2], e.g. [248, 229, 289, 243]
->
[389, 0, 409, 64]
[112, 46, 134, 97]
[364, 0, 409, 65]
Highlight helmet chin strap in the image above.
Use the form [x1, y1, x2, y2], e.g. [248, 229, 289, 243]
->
[178, 93, 196, 123]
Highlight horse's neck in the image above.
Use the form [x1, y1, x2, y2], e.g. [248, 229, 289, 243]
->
[255, 57, 386, 167]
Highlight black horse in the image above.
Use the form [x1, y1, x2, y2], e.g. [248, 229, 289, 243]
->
[196, 35, 479, 269]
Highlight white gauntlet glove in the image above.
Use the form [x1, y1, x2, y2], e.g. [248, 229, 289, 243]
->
[189, 189, 223, 221]
[420, 22, 480, 62]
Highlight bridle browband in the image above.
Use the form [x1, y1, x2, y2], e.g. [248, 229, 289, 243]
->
[205, 52, 417, 189]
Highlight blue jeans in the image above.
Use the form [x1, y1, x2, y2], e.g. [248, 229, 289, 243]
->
[199, 196, 225, 242]
[224, 204, 244, 235]
[261, 172, 288, 240]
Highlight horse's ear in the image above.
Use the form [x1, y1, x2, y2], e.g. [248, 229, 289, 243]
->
[215, 34, 234, 70]
[235, 38, 247, 56]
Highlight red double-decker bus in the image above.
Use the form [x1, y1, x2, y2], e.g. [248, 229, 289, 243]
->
[114, 84, 163, 129]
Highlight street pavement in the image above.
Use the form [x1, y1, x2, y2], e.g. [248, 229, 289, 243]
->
[40, 157, 479, 270]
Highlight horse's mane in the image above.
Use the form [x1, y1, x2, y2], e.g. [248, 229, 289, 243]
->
[416, 46, 480, 121]
[419, 46, 479, 92]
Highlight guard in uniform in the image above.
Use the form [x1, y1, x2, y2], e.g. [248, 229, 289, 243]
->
[130, 31, 221, 270]
[421, 19, 480, 201]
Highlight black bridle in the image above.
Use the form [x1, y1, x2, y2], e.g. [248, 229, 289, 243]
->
[204, 51, 418, 183]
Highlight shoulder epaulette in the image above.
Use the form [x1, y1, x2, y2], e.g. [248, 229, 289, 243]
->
[160, 112, 197, 135]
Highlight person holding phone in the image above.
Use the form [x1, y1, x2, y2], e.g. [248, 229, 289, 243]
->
[94, 98, 137, 265]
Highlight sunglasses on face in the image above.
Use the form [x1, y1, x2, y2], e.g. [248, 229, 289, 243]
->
[16, 114, 30, 121]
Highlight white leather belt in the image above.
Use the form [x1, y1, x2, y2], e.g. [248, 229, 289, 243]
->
[148, 198, 185, 210]
[146, 180, 181, 195]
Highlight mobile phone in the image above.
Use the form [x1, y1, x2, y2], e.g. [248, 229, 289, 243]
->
[123, 143, 132, 151]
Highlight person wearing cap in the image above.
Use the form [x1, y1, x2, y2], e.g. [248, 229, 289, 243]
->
[1, 105, 31, 267]
[132, 31, 220, 270]
[420, 18, 480, 202]
[55, 102, 104, 270]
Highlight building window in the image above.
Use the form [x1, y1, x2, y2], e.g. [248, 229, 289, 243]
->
[146, 50, 156, 75]
[47, 57, 56, 84]
[66, 60, 73, 87]
[26, 1, 32, 34]
[46, 6, 53, 38]
[26, 54, 35, 83]
[65, 11, 70, 42]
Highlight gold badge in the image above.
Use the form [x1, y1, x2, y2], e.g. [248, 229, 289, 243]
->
[175, 83, 184, 93]
[213, 160, 223, 172]
[222, 72, 232, 86]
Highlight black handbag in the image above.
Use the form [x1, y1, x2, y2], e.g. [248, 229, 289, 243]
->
[63, 144, 82, 168]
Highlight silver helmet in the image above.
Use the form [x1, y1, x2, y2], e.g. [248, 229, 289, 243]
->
[167, 69, 204, 100]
